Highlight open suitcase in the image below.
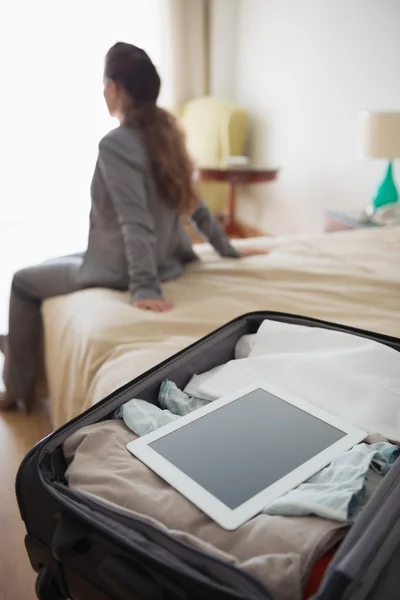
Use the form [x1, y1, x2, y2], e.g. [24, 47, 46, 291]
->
[16, 312, 400, 600]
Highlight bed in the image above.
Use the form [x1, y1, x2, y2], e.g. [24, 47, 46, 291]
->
[42, 226, 400, 429]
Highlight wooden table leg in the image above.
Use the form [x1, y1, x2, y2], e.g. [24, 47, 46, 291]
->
[222, 182, 247, 238]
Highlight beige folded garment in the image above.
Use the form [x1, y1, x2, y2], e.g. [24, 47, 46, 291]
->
[64, 420, 348, 600]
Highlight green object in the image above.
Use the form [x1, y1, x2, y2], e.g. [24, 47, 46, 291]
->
[372, 161, 399, 209]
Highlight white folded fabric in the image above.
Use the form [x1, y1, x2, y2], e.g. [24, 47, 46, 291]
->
[184, 321, 400, 440]
[184, 364, 224, 400]
[234, 334, 256, 359]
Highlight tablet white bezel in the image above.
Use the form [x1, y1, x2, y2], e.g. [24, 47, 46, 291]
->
[126, 381, 367, 530]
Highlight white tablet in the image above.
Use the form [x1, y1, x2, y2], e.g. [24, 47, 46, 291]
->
[127, 382, 366, 530]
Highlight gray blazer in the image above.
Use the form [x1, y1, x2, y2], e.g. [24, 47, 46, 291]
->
[79, 125, 239, 300]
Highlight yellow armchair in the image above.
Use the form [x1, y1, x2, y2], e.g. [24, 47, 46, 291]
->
[180, 96, 248, 213]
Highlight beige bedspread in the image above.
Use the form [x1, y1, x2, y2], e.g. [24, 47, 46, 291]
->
[43, 227, 400, 429]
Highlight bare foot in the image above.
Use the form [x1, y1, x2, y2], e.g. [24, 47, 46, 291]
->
[0, 390, 17, 410]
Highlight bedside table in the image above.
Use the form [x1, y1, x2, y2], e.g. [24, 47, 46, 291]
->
[324, 209, 381, 233]
[195, 166, 279, 238]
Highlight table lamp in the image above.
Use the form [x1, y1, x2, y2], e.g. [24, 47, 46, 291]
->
[359, 111, 400, 210]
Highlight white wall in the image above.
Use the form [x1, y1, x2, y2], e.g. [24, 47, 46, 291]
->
[234, 0, 400, 234]
[210, 0, 238, 98]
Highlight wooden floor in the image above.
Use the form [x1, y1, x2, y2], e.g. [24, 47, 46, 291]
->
[0, 400, 51, 600]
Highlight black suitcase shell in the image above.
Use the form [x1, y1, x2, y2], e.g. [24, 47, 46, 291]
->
[16, 312, 400, 600]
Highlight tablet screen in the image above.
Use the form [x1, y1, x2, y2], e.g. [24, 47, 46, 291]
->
[149, 387, 346, 509]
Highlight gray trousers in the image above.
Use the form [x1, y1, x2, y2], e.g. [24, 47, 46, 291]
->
[3, 253, 125, 404]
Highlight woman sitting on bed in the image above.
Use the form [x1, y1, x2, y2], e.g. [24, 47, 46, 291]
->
[0, 42, 263, 410]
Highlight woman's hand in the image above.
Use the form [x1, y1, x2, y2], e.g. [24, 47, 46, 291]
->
[239, 248, 269, 258]
[132, 298, 174, 312]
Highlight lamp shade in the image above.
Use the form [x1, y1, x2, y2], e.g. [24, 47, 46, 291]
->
[359, 111, 400, 159]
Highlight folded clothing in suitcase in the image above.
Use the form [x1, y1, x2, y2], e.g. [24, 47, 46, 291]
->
[63, 419, 347, 600]
[16, 312, 400, 600]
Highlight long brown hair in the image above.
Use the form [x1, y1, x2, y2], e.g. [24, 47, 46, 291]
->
[105, 42, 199, 214]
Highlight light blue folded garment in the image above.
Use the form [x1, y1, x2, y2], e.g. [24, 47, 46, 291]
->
[159, 380, 210, 415]
[116, 380, 209, 436]
[115, 399, 180, 437]
[264, 442, 400, 523]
